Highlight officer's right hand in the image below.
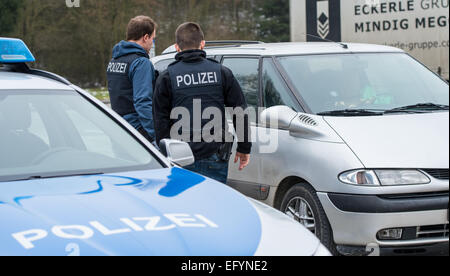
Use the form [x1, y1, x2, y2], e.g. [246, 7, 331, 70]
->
[234, 152, 250, 171]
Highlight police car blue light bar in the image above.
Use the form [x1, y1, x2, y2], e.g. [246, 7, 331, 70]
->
[0, 37, 35, 63]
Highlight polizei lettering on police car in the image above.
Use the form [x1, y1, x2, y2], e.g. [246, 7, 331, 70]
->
[11, 214, 218, 250]
[176, 72, 218, 88]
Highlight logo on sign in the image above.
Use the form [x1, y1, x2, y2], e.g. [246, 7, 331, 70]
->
[306, 0, 341, 42]
[317, 0, 330, 39]
[66, 0, 80, 8]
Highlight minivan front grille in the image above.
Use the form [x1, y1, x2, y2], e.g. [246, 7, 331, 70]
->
[417, 224, 449, 239]
[422, 169, 449, 180]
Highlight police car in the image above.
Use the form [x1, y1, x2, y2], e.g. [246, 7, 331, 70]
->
[0, 38, 329, 256]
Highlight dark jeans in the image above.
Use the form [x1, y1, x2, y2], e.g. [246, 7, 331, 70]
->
[185, 153, 229, 184]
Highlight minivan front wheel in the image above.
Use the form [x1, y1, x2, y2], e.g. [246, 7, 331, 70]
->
[280, 183, 338, 255]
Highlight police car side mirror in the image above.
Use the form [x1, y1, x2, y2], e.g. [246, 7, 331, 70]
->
[159, 139, 195, 167]
[259, 105, 298, 130]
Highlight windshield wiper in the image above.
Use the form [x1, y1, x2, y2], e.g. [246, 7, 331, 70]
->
[12, 172, 104, 182]
[317, 104, 448, 117]
[317, 109, 384, 117]
[386, 103, 449, 113]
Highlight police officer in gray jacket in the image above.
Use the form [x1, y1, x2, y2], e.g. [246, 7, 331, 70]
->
[153, 22, 251, 184]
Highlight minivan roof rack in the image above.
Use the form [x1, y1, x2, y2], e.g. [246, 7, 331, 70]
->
[161, 40, 265, 55]
[205, 40, 264, 46]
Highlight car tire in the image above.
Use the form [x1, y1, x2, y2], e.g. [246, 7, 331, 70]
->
[280, 183, 339, 256]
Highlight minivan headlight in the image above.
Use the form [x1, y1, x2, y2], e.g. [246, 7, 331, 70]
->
[339, 170, 430, 186]
[375, 170, 431, 186]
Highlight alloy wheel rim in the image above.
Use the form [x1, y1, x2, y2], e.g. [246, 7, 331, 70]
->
[284, 197, 317, 234]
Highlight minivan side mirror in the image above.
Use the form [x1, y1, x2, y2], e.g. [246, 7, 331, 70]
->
[159, 139, 195, 167]
[259, 105, 298, 129]
[259, 105, 343, 143]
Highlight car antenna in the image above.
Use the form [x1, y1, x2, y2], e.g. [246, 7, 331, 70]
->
[303, 33, 349, 49]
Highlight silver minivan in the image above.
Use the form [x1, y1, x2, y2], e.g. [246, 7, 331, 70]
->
[153, 42, 449, 255]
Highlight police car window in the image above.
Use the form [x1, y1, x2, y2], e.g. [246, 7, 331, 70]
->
[27, 103, 51, 145]
[0, 98, 50, 155]
[0, 90, 162, 182]
[29, 105, 50, 145]
[222, 58, 260, 122]
[63, 106, 115, 158]
[262, 58, 300, 112]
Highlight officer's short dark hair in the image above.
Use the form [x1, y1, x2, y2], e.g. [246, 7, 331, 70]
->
[127, 16, 157, 41]
[176, 22, 205, 50]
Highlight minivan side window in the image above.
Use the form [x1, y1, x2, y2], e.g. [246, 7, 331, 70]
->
[262, 58, 300, 112]
[222, 58, 260, 108]
[222, 58, 260, 123]
[154, 59, 175, 72]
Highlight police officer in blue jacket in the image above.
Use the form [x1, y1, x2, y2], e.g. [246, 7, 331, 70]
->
[107, 16, 157, 142]
[153, 23, 252, 184]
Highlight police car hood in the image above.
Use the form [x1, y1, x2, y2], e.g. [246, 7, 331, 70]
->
[0, 168, 319, 256]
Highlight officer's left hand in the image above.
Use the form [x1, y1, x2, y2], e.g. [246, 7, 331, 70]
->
[234, 152, 250, 171]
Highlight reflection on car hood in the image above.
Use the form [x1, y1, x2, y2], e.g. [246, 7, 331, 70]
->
[248, 198, 321, 256]
[0, 168, 267, 256]
[324, 112, 449, 168]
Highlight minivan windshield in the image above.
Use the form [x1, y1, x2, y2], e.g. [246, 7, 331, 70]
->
[0, 90, 163, 182]
[278, 53, 449, 115]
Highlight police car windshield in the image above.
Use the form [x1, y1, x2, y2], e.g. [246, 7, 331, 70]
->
[278, 53, 449, 115]
[0, 90, 162, 182]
